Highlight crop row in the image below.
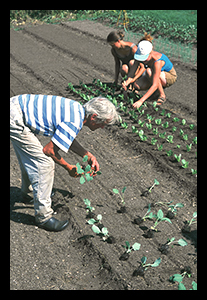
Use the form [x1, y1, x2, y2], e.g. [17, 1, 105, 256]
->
[76, 155, 197, 290]
[67, 78, 197, 175]
[91, 10, 197, 45]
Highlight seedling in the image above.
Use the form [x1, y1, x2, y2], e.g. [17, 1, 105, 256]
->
[133, 256, 161, 277]
[151, 138, 157, 145]
[148, 179, 159, 193]
[76, 155, 101, 184]
[152, 127, 159, 135]
[162, 121, 169, 128]
[92, 224, 115, 244]
[181, 119, 186, 125]
[182, 211, 197, 233]
[119, 241, 141, 261]
[155, 118, 162, 125]
[157, 144, 163, 151]
[191, 169, 197, 175]
[113, 187, 126, 206]
[87, 214, 102, 225]
[169, 266, 192, 289]
[166, 202, 184, 219]
[150, 209, 172, 231]
[166, 150, 173, 157]
[121, 122, 128, 129]
[158, 237, 187, 255]
[181, 159, 189, 169]
[83, 198, 95, 218]
[134, 204, 153, 225]
[166, 135, 173, 143]
[173, 117, 180, 122]
[174, 153, 182, 162]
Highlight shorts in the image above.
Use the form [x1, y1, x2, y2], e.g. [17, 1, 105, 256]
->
[164, 67, 177, 87]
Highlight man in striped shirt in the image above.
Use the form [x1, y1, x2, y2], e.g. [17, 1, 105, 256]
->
[10, 94, 118, 232]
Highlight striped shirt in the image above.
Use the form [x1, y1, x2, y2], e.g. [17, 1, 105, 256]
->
[15, 94, 85, 153]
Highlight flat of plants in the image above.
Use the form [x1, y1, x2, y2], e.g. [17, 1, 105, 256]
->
[10, 20, 197, 290]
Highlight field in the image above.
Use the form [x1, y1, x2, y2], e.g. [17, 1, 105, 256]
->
[10, 20, 197, 290]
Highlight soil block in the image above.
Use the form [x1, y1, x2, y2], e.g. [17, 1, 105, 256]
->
[144, 229, 155, 238]
[106, 235, 116, 244]
[133, 264, 145, 277]
[182, 224, 191, 233]
[158, 243, 169, 255]
[119, 252, 130, 261]
[134, 216, 143, 225]
[117, 206, 127, 214]
[166, 211, 175, 219]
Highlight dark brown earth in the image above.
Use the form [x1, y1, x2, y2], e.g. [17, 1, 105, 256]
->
[10, 20, 197, 290]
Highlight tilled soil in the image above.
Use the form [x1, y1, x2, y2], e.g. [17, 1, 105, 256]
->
[10, 20, 197, 290]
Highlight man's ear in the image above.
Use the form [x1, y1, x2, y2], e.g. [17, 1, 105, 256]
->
[90, 113, 97, 122]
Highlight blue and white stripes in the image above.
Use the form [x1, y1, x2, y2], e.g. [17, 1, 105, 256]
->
[15, 94, 85, 152]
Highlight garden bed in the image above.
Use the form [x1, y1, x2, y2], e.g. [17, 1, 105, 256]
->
[10, 20, 197, 290]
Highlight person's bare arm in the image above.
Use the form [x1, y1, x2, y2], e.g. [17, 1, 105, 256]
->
[70, 139, 100, 172]
[43, 140, 79, 177]
[111, 48, 120, 85]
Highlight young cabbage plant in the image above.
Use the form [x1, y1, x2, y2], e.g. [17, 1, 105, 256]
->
[150, 209, 172, 231]
[134, 204, 153, 225]
[83, 198, 95, 213]
[166, 202, 184, 219]
[133, 256, 161, 277]
[148, 179, 159, 193]
[92, 224, 116, 244]
[166, 237, 188, 247]
[113, 187, 126, 206]
[158, 237, 187, 255]
[76, 155, 101, 184]
[122, 241, 141, 253]
[87, 214, 102, 225]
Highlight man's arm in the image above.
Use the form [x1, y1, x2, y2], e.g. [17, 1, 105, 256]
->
[43, 140, 79, 177]
[70, 139, 100, 172]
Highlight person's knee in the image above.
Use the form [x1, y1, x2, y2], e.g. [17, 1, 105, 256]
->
[121, 64, 129, 75]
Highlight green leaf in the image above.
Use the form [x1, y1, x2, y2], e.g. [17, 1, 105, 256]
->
[191, 281, 197, 290]
[141, 256, 147, 264]
[97, 214, 102, 221]
[85, 173, 93, 182]
[87, 218, 96, 225]
[171, 274, 183, 283]
[162, 217, 172, 224]
[193, 212, 197, 218]
[96, 171, 102, 175]
[82, 155, 88, 162]
[175, 203, 184, 208]
[122, 186, 127, 194]
[76, 163, 84, 174]
[154, 179, 159, 185]
[113, 189, 119, 194]
[132, 242, 141, 251]
[157, 209, 164, 219]
[85, 164, 91, 173]
[178, 238, 188, 246]
[151, 257, 161, 267]
[102, 227, 108, 236]
[84, 198, 90, 206]
[92, 225, 101, 234]
[80, 176, 86, 184]
[178, 282, 186, 290]
[125, 241, 130, 249]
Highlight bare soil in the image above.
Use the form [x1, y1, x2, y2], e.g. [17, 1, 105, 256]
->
[10, 20, 197, 290]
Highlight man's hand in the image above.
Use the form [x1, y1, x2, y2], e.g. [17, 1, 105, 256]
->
[87, 153, 100, 173]
[67, 165, 81, 178]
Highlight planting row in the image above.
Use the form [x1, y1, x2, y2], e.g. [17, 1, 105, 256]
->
[67, 78, 197, 175]
[76, 157, 197, 290]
